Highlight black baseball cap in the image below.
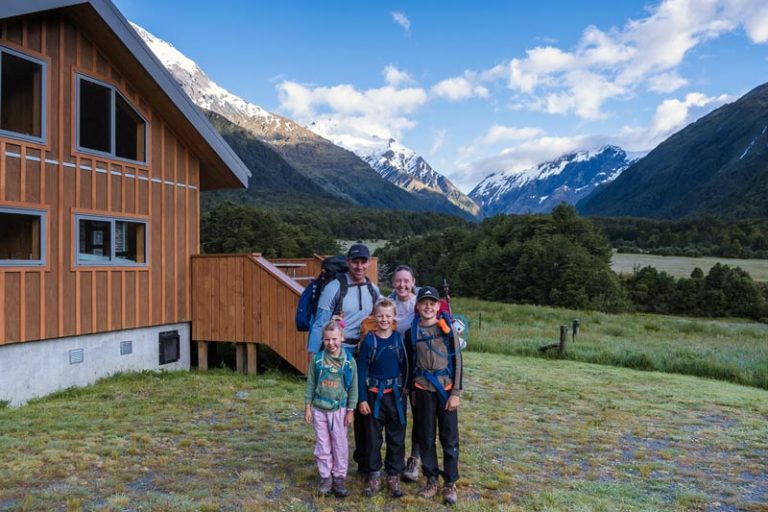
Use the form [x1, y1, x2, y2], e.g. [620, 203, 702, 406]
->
[416, 286, 440, 302]
[347, 243, 370, 260]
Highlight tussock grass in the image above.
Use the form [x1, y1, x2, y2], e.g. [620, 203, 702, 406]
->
[459, 298, 768, 389]
[1, 356, 767, 511]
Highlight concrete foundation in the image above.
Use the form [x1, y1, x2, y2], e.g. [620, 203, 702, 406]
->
[0, 323, 190, 407]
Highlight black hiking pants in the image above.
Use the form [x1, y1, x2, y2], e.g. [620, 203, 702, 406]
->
[414, 387, 459, 483]
[353, 407, 367, 474]
[363, 390, 407, 476]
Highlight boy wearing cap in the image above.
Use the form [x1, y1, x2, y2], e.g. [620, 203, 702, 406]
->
[405, 286, 463, 506]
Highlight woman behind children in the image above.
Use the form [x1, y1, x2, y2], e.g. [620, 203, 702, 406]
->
[304, 317, 358, 498]
[406, 286, 463, 506]
[388, 265, 423, 482]
[357, 298, 409, 498]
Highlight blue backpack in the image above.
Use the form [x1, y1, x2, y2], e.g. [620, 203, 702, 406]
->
[312, 349, 354, 410]
[295, 256, 348, 331]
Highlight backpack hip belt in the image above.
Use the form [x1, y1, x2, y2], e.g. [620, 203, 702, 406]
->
[366, 375, 405, 425]
[414, 366, 452, 407]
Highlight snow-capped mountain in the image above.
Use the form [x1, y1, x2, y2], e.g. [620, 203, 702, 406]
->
[360, 138, 480, 216]
[470, 145, 639, 216]
[135, 24, 475, 217]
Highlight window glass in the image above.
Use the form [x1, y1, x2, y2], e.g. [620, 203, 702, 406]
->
[115, 220, 146, 264]
[0, 49, 43, 139]
[78, 218, 111, 263]
[115, 94, 146, 161]
[77, 75, 146, 162]
[78, 79, 111, 153]
[0, 209, 45, 265]
[76, 216, 147, 266]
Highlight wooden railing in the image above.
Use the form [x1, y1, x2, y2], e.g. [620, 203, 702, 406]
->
[271, 255, 379, 284]
[191, 253, 308, 374]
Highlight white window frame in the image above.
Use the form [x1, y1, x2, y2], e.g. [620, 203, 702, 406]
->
[0, 206, 46, 267]
[0, 46, 47, 144]
[75, 214, 148, 267]
[75, 74, 147, 164]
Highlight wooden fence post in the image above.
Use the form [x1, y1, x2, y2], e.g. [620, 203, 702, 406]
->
[559, 325, 568, 355]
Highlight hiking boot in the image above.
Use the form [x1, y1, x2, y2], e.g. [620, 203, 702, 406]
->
[443, 482, 458, 506]
[402, 456, 421, 482]
[418, 476, 439, 499]
[363, 471, 381, 497]
[387, 475, 405, 498]
[318, 476, 333, 496]
[332, 476, 348, 498]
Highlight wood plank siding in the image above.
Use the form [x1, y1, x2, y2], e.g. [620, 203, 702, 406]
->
[192, 254, 309, 374]
[0, 15, 200, 345]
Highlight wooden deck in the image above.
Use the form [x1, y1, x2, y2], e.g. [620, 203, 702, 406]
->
[191, 253, 308, 374]
[191, 253, 379, 376]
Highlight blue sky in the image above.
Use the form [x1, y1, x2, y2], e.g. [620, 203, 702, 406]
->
[115, 0, 768, 192]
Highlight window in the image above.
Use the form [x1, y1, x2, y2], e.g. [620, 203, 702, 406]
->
[0, 47, 46, 142]
[77, 75, 146, 162]
[76, 214, 147, 266]
[0, 207, 46, 266]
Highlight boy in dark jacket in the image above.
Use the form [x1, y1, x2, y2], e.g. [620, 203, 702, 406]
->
[357, 298, 409, 498]
[405, 286, 463, 506]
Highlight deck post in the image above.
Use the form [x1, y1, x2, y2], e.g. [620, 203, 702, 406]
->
[235, 343, 246, 374]
[247, 343, 258, 375]
[197, 341, 208, 370]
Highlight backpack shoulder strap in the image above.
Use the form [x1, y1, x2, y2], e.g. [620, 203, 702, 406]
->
[332, 275, 348, 316]
[365, 331, 378, 366]
[365, 278, 378, 304]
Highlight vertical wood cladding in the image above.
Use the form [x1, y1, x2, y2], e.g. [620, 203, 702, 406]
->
[0, 15, 201, 345]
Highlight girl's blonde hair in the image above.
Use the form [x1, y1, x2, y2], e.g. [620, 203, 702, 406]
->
[322, 315, 344, 334]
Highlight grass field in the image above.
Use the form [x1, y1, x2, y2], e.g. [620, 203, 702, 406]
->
[611, 252, 768, 282]
[2, 302, 767, 511]
[0, 357, 766, 511]
[458, 298, 768, 390]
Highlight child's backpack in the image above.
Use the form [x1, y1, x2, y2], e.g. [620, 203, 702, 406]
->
[410, 313, 460, 407]
[295, 255, 348, 332]
[362, 330, 408, 424]
[312, 349, 354, 410]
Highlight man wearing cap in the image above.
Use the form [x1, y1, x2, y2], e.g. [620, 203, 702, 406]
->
[307, 243, 380, 474]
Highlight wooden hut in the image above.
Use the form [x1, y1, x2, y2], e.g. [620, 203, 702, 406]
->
[0, 0, 250, 405]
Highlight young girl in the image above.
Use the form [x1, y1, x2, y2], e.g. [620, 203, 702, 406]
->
[357, 298, 409, 498]
[304, 318, 358, 498]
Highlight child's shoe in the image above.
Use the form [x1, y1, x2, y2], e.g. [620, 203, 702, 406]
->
[332, 476, 348, 498]
[417, 476, 439, 499]
[402, 456, 421, 482]
[363, 471, 381, 497]
[318, 476, 333, 496]
[387, 475, 405, 498]
[443, 482, 458, 506]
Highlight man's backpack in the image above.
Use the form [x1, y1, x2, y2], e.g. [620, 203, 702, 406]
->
[295, 255, 348, 332]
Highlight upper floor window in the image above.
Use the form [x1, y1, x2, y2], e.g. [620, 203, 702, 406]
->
[76, 214, 147, 267]
[76, 74, 147, 163]
[0, 206, 46, 266]
[0, 47, 46, 143]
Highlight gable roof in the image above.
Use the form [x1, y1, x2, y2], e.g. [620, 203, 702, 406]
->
[1, 0, 250, 190]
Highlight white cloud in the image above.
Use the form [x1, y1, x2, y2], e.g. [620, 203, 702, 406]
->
[431, 73, 489, 101]
[647, 72, 688, 93]
[436, 0, 768, 119]
[431, 129, 447, 154]
[276, 80, 427, 150]
[384, 65, 414, 87]
[478, 125, 545, 145]
[391, 11, 411, 34]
